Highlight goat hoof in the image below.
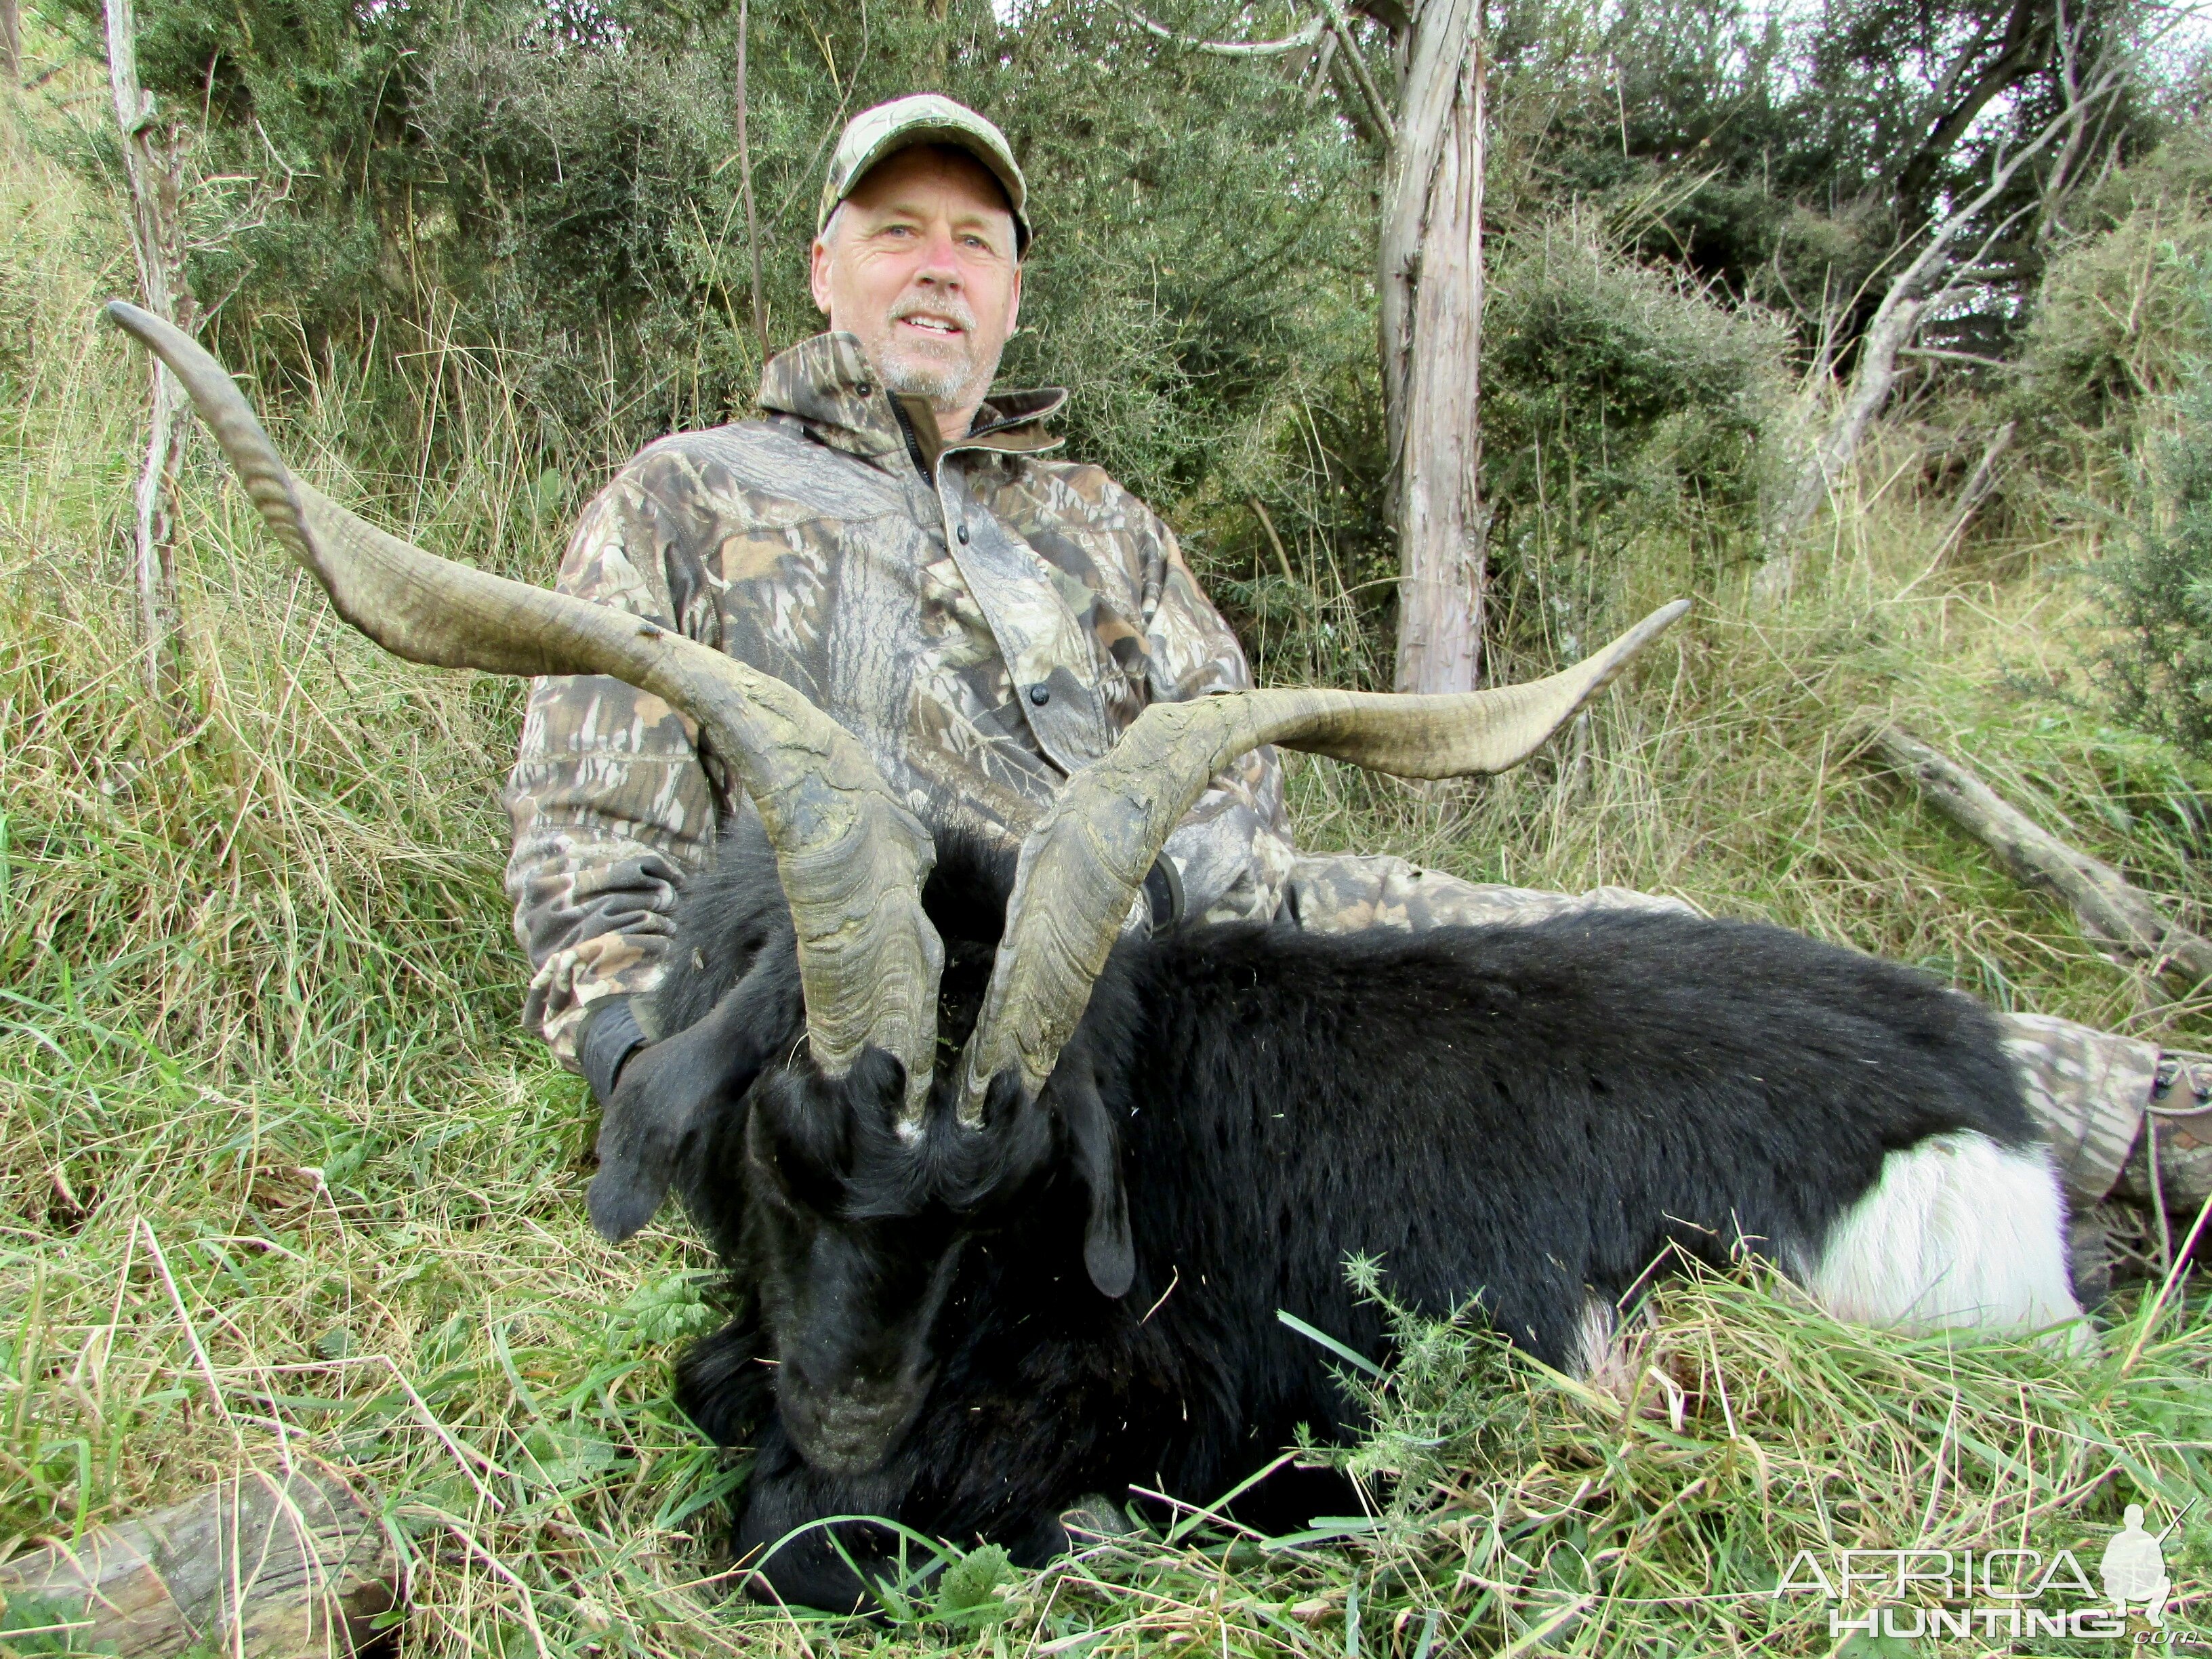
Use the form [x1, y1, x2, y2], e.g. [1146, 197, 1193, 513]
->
[1057, 1494, 1137, 1541]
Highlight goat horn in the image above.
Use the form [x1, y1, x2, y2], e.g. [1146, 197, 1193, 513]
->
[956, 599, 1691, 1120]
[104, 300, 944, 1118]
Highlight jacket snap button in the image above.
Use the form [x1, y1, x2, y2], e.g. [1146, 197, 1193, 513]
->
[1029, 684, 1051, 707]
[855, 381, 873, 397]
[956, 523, 970, 544]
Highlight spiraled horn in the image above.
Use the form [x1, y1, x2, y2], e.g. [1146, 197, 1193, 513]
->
[956, 600, 1691, 1119]
[104, 300, 944, 1118]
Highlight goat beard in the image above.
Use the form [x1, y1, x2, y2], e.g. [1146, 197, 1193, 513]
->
[866, 294, 997, 416]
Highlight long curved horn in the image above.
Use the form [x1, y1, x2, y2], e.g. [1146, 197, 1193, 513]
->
[956, 600, 1690, 1119]
[104, 301, 943, 1117]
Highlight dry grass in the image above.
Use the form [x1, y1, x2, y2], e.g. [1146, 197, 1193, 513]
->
[1, 60, 2208, 1659]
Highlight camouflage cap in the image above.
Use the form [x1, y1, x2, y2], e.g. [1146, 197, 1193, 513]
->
[819, 94, 1031, 255]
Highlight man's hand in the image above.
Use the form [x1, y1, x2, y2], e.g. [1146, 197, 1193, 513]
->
[588, 943, 802, 1242]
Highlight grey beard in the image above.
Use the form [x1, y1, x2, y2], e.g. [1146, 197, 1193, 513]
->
[868, 325, 1002, 416]
[880, 356, 967, 406]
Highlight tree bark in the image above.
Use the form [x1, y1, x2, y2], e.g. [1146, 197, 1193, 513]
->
[2, 0, 22, 85]
[1868, 722, 2212, 983]
[1381, 0, 1486, 693]
[0, 1468, 396, 1659]
[106, 0, 197, 722]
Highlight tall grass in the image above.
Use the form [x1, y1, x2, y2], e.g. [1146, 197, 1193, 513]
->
[1, 56, 2207, 1659]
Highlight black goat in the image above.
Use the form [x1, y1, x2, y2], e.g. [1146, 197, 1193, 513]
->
[96, 307, 2082, 1619]
[615, 822, 2081, 1612]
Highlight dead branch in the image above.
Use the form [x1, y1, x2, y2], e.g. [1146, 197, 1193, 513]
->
[1944, 419, 2016, 534]
[1898, 344, 2015, 371]
[1755, 42, 2128, 602]
[0, 1468, 396, 1659]
[1116, 4, 1326, 55]
[1304, 26, 1339, 102]
[1867, 722, 2212, 983]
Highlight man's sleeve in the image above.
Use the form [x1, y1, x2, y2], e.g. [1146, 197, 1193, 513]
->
[1139, 518, 1298, 925]
[501, 471, 721, 1071]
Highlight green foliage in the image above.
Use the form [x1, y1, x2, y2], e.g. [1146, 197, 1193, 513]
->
[2093, 267, 2212, 758]
[54, 0, 1374, 508]
[617, 1273, 722, 1348]
[1494, 0, 2170, 359]
[0, 1590, 98, 1655]
[2018, 133, 2212, 459]
[1483, 219, 1788, 583]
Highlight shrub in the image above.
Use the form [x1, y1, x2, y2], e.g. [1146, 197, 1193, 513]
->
[1481, 218, 1788, 646]
[2093, 262, 2212, 759]
[2017, 134, 2212, 472]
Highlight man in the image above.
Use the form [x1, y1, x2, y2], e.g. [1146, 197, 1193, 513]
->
[504, 94, 2208, 1263]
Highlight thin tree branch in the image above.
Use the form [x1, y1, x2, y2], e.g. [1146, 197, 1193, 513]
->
[1898, 344, 2015, 369]
[1249, 494, 1298, 588]
[736, 0, 767, 361]
[1116, 4, 1326, 56]
[1319, 0, 1397, 145]
[1304, 26, 1339, 102]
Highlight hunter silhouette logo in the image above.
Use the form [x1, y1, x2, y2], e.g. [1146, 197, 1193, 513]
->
[2102, 1505, 2173, 1626]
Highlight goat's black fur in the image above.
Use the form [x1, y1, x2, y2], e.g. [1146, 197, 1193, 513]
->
[605, 824, 2039, 1611]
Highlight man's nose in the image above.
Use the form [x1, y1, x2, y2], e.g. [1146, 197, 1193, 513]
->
[911, 225, 964, 287]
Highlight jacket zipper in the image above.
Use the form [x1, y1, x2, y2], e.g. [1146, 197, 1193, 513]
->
[888, 396, 934, 483]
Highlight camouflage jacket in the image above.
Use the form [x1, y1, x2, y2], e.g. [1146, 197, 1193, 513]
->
[502, 331, 1296, 1069]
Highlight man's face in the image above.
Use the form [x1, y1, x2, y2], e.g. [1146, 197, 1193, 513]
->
[811, 145, 1023, 428]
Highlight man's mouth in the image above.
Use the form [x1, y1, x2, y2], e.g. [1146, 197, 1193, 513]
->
[897, 314, 964, 337]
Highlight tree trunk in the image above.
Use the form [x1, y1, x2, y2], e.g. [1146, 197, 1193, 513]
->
[1380, 0, 1486, 693]
[2, 0, 22, 85]
[0, 1468, 396, 1659]
[105, 0, 196, 722]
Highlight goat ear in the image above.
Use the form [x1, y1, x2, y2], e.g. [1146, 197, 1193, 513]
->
[1057, 1068, 1134, 1298]
[590, 965, 796, 1242]
[588, 1038, 698, 1242]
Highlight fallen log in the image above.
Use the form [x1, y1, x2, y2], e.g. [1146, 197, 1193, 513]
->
[0, 1467, 395, 1659]
[1866, 722, 2212, 983]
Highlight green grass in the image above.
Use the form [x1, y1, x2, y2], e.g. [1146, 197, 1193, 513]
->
[3, 53, 2209, 1659]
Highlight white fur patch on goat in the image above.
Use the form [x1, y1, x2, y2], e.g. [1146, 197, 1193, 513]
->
[1802, 1130, 2085, 1343]
[1571, 1294, 1667, 1392]
[1573, 1295, 1620, 1382]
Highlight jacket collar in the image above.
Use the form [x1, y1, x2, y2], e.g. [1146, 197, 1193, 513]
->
[757, 331, 1067, 474]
